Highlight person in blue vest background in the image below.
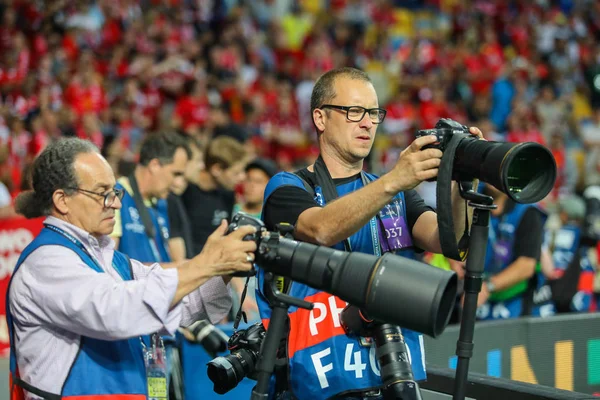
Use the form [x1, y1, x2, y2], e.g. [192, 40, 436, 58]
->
[477, 183, 552, 320]
[110, 132, 190, 265]
[8, 138, 257, 400]
[544, 194, 596, 313]
[257, 67, 483, 400]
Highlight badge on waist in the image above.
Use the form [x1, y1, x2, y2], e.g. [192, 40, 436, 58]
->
[143, 334, 168, 400]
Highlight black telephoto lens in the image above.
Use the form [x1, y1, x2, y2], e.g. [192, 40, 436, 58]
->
[453, 138, 556, 204]
[259, 238, 457, 338]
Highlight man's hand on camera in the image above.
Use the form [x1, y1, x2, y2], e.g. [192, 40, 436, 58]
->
[383, 134, 443, 193]
[196, 220, 257, 279]
[469, 126, 484, 140]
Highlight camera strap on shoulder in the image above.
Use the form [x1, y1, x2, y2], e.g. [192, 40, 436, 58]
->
[435, 136, 470, 261]
[128, 174, 164, 262]
[312, 156, 353, 252]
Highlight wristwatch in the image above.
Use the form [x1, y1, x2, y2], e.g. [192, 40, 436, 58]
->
[485, 279, 496, 293]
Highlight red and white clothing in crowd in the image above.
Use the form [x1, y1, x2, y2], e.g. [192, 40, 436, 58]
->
[173, 95, 210, 130]
[6, 129, 31, 169]
[384, 98, 417, 136]
[4, 92, 38, 120]
[506, 129, 546, 145]
[64, 79, 108, 117]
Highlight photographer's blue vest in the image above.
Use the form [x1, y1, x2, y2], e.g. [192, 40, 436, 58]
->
[549, 224, 595, 312]
[482, 203, 551, 319]
[485, 203, 533, 278]
[574, 248, 595, 312]
[7, 227, 148, 400]
[550, 224, 581, 273]
[116, 181, 171, 263]
[257, 172, 425, 400]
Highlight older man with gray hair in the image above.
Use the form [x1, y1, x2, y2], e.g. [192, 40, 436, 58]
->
[8, 138, 257, 400]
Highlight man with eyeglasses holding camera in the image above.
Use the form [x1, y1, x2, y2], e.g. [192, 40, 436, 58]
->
[257, 67, 483, 400]
[8, 138, 257, 399]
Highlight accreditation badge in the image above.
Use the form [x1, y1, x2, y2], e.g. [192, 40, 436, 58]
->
[143, 334, 168, 400]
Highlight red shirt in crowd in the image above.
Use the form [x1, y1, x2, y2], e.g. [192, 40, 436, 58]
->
[65, 80, 107, 117]
[173, 95, 210, 130]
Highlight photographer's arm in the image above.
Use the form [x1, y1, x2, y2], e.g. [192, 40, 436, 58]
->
[169, 223, 256, 306]
[293, 136, 444, 246]
[486, 257, 537, 291]
[294, 177, 398, 246]
[10, 225, 255, 341]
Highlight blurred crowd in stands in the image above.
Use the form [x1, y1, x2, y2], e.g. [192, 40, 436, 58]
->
[0, 0, 600, 322]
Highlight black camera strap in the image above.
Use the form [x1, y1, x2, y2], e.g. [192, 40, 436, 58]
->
[435, 136, 470, 261]
[313, 156, 352, 252]
[128, 173, 165, 262]
[233, 277, 251, 329]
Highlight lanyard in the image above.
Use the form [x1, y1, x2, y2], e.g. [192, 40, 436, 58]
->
[44, 224, 128, 280]
[360, 173, 382, 257]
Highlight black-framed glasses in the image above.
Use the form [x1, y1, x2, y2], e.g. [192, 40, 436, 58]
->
[66, 187, 124, 208]
[319, 104, 387, 124]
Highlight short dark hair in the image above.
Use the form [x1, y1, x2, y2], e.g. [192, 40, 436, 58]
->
[138, 132, 192, 166]
[15, 138, 99, 219]
[310, 67, 372, 113]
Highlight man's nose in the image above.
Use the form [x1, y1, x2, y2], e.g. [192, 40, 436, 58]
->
[359, 113, 374, 129]
[112, 195, 123, 210]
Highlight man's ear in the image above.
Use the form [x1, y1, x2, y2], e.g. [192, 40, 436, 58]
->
[52, 189, 69, 215]
[210, 164, 223, 178]
[313, 108, 326, 133]
[148, 158, 161, 174]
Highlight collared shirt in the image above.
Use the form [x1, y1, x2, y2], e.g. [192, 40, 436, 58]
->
[9, 216, 231, 397]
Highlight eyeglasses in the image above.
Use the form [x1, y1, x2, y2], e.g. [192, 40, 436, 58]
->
[319, 104, 387, 124]
[67, 187, 125, 208]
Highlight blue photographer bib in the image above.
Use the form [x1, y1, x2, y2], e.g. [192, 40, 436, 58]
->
[116, 181, 171, 264]
[8, 227, 148, 400]
[479, 203, 553, 320]
[547, 224, 595, 313]
[256, 172, 425, 400]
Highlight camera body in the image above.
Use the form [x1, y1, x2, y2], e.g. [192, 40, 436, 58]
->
[228, 321, 266, 355]
[226, 212, 267, 242]
[415, 118, 471, 152]
[226, 213, 268, 277]
[206, 322, 266, 394]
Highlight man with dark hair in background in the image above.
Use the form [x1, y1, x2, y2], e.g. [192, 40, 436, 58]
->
[181, 135, 249, 254]
[110, 132, 190, 265]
